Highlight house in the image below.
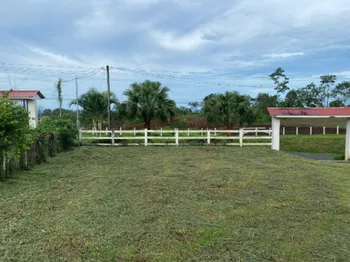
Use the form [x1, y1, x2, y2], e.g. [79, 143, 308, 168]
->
[0, 90, 45, 128]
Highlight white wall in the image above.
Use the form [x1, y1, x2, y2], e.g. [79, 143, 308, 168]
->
[346, 119, 350, 161]
[28, 99, 38, 128]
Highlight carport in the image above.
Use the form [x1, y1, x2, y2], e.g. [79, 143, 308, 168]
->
[268, 107, 350, 160]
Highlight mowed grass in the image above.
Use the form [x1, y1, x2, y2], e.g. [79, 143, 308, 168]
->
[281, 135, 345, 154]
[1, 147, 350, 261]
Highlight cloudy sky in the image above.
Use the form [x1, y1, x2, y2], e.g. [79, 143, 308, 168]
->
[1, 0, 350, 109]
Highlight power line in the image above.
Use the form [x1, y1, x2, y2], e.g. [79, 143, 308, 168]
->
[110, 66, 269, 88]
[62, 68, 104, 83]
[1, 62, 97, 70]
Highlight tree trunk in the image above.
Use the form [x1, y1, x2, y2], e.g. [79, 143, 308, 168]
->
[144, 121, 151, 130]
[92, 119, 97, 130]
[98, 116, 103, 130]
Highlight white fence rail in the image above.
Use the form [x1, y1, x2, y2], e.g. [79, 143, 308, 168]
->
[79, 128, 272, 147]
[281, 125, 343, 135]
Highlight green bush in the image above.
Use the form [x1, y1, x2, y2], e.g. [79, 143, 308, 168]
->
[0, 97, 33, 179]
[38, 117, 77, 151]
[169, 119, 190, 130]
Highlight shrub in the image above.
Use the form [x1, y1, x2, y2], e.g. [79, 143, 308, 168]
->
[38, 117, 77, 151]
[169, 119, 190, 130]
[0, 97, 33, 179]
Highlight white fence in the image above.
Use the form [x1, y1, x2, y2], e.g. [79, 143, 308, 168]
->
[79, 128, 272, 147]
[281, 125, 343, 135]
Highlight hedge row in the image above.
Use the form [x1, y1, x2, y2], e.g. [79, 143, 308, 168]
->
[0, 96, 76, 180]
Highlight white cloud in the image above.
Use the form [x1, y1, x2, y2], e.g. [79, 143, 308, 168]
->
[1, 0, 350, 107]
[150, 30, 207, 51]
[263, 52, 305, 59]
[25, 46, 85, 67]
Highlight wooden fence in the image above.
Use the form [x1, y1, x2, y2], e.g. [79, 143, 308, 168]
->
[80, 128, 272, 147]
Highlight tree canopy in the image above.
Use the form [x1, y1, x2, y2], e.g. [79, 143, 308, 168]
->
[71, 88, 117, 129]
[202, 91, 255, 128]
[123, 80, 176, 129]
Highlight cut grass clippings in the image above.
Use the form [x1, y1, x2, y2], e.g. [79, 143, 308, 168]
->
[1, 147, 350, 261]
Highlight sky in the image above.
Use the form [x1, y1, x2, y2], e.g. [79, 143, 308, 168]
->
[1, 0, 350, 110]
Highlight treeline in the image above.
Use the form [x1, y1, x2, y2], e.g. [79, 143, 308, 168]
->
[269, 67, 350, 107]
[43, 68, 350, 130]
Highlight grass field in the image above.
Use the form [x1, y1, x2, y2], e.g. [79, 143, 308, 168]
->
[1, 147, 350, 261]
[281, 134, 345, 154]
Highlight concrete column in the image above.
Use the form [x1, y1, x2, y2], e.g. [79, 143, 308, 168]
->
[271, 117, 280, 151]
[346, 119, 350, 161]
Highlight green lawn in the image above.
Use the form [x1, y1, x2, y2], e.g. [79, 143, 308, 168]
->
[281, 134, 345, 154]
[1, 147, 350, 261]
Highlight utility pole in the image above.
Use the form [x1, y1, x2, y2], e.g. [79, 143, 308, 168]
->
[75, 76, 80, 132]
[106, 65, 111, 130]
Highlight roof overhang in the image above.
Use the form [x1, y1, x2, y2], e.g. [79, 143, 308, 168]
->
[0, 90, 45, 100]
[268, 107, 350, 119]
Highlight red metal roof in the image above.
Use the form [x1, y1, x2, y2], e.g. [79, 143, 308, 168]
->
[0, 90, 45, 99]
[268, 107, 350, 117]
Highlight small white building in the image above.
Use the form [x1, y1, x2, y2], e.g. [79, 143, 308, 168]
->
[0, 90, 45, 128]
[268, 107, 350, 161]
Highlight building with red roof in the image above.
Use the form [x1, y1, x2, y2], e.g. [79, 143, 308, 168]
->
[0, 90, 45, 128]
[268, 107, 350, 160]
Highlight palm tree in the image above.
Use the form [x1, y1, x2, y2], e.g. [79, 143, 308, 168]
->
[123, 80, 176, 129]
[201, 91, 255, 129]
[71, 88, 117, 130]
[188, 101, 201, 113]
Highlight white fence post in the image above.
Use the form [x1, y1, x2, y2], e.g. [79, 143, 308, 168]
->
[187, 128, 190, 137]
[111, 130, 115, 145]
[255, 128, 258, 137]
[296, 127, 299, 136]
[175, 129, 179, 146]
[282, 126, 285, 136]
[161, 128, 163, 137]
[337, 126, 339, 135]
[78, 129, 82, 143]
[207, 129, 211, 145]
[239, 128, 243, 147]
[323, 126, 326, 135]
[119, 127, 122, 136]
[214, 128, 217, 136]
[144, 129, 148, 146]
[134, 127, 136, 136]
[106, 127, 108, 135]
[310, 126, 313, 135]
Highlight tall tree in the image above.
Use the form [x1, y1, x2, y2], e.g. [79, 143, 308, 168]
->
[254, 93, 278, 113]
[281, 89, 304, 107]
[332, 81, 350, 105]
[188, 102, 201, 113]
[329, 100, 345, 107]
[253, 93, 278, 122]
[319, 74, 337, 106]
[300, 83, 324, 107]
[269, 67, 290, 95]
[55, 78, 63, 118]
[123, 80, 176, 129]
[202, 91, 255, 128]
[71, 88, 117, 129]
